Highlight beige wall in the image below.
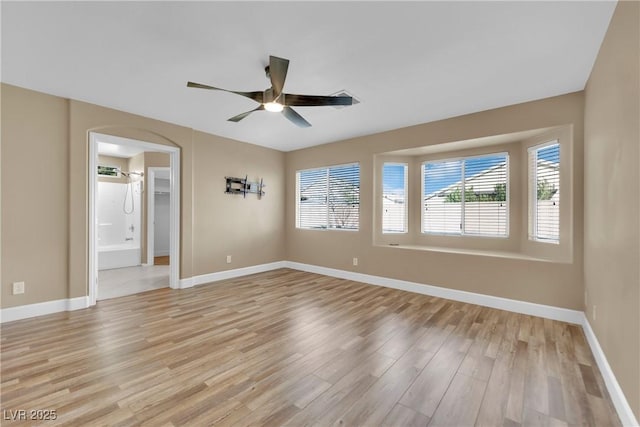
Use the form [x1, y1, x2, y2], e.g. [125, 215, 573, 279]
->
[286, 92, 585, 310]
[1, 83, 285, 308]
[126, 151, 171, 263]
[1, 85, 70, 307]
[127, 153, 145, 179]
[192, 131, 285, 275]
[142, 152, 170, 263]
[584, 0, 640, 419]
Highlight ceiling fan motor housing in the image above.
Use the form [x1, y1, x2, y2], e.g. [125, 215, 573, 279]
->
[263, 88, 286, 105]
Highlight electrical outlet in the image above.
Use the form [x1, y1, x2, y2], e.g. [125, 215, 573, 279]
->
[353, 257, 358, 266]
[592, 305, 597, 321]
[12, 281, 25, 295]
[226, 255, 232, 264]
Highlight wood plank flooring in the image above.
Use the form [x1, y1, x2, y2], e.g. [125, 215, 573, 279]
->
[154, 256, 170, 266]
[1, 269, 621, 426]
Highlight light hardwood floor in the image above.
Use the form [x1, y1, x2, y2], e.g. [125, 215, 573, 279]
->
[1, 269, 620, 426]
[154, 256, 170, 266]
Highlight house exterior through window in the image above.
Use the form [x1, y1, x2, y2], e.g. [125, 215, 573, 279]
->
[528, 141, 560, 243]
[382, 163, 408, 233]
[297, 163, 360, 230]
[422, 153, 509, 237]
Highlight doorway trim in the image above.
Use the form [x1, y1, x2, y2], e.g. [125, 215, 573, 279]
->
[89, 132, 181, 306]
[147, 167, 171, 266]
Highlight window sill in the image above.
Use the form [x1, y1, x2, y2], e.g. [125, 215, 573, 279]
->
[375, 243, 569, 263]
[296, 227, 359, 232]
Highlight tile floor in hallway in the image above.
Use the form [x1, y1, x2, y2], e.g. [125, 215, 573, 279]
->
[98, 264, 170, 300]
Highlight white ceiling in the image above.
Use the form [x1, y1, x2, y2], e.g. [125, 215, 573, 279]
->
[98, 142, 145, 159]
[2, 1, 616, 152]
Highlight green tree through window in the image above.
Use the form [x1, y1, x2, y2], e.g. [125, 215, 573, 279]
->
[445, 183, 506, 203]
[537, 179, 557, 201]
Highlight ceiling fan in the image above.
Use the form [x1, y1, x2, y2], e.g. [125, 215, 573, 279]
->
[187, 55, 353, 128]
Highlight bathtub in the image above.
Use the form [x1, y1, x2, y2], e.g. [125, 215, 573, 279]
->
[98, 242, 141, 270]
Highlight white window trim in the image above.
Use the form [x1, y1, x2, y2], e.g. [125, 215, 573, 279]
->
[528, 140, 560, 244]
[382, 162, 409, 234]
[421, 151, 510, 238]
[97, 164, 121, 178]
[296, 162, 360, 232]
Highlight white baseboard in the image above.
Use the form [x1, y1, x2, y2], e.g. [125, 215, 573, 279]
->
[2, 263, 287, 321]
[181, 261, 287, 289]
[284, 261, 584, 324]
[11, 261, 578, 324]
[1, 261, 635, 426]
[284, 261, 636, 425]
[178, 277, 194, 289]
[581, 315, 639, 427]
[0, 296, 90, 323]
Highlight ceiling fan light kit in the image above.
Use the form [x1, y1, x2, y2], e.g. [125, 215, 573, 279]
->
[187, 55, 354, 127]
[264, 101, 284, 113]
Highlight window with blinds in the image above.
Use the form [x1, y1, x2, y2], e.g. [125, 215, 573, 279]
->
[297, 163, 360, 230]
[528, 142, 560, 243]
[423, 153, 508, 237]
[382, 163, 408, 233]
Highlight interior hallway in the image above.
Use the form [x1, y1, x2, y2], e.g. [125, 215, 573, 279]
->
[98, 264, 169, 300]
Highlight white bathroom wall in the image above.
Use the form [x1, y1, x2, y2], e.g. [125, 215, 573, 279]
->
[97, 181, 141, 247]
[154, 178, 170, 256]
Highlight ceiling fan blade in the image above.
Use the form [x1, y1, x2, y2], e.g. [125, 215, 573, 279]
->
[187, 81, 223, 90]
[283, 93, 353, 107]
[282, 106, 311, 128]
[228, 105, 265, 123]
[187, 81, 263, 103]
[269, 56, 289, 99]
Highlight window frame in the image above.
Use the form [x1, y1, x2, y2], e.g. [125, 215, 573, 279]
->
[421, 151, 510, 238]
[296, 162, 360, 231]
[527, 140, 560, 244]
[382, 162, 409, 234]
[97, 164, 121, 178]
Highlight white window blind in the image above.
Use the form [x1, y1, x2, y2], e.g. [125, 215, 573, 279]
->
[529, 142, 560, 243]
[297, 163, 359, 230]
[423, 160, 462, 234]
[423, 153, 508, 237]
[383, 163, 408, 233]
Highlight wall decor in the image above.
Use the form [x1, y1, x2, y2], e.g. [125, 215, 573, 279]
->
[225, 176, 265, 199]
